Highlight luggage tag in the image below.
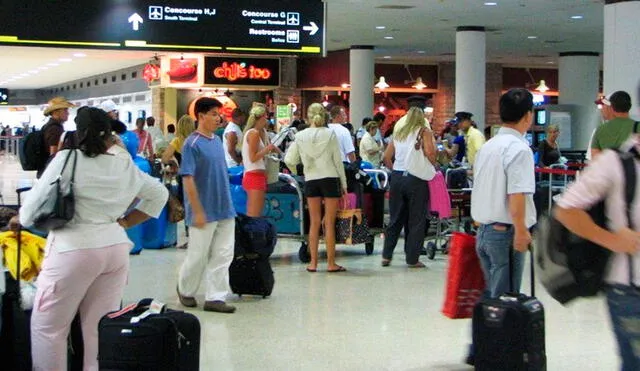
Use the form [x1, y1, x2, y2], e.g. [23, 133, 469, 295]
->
[130, 299, 166, 324]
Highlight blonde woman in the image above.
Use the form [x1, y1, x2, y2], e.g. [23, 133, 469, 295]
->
[382, 105, 437, 268]
[242, 104, 278, 217]
[162, 114, 196, 169]
[285, 103, 348, 273]
[359, 121, 383, 166]
[537, 123, 561, 167]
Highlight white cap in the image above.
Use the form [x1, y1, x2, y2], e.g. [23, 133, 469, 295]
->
[99, 99, 119, 113]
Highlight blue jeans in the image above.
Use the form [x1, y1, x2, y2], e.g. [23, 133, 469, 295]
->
[606, 284, 640, 371]
[476, 223, 525, 298]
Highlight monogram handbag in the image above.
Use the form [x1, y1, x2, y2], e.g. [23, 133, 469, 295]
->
[335, 206, 372, 245]
[33, 150, 77, 231]
[167, 194, 185, 223]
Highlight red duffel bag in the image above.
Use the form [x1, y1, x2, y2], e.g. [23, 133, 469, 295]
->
[442, 232, 485, 319]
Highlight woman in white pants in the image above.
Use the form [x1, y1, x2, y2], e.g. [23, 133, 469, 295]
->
[19, 107, 168, 370]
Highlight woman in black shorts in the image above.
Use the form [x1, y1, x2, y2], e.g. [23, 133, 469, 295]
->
[285, 103, 348, 273]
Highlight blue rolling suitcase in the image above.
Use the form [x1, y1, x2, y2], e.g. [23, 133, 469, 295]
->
[127, 224, 144, 255]
[164, 222, 177, 248]
[142, 207, 169, 249]
[230, 184, 248, 215]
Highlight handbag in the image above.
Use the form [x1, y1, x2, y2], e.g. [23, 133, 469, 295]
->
[265, 156, 280, 184]
[404, 128, 436, 181]
[166, 194, 185, 223]
[335, 200, 372, 245]
[32, 150, 77, 231]
[442, 232, 484, 319]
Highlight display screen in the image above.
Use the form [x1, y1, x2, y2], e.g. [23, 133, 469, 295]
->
[204, 57, 280, 87]
[525, 133, 533, 146]
[535, 109, 546, 125]
[0, 1, 325, 55]
[0, 89, 8, 105]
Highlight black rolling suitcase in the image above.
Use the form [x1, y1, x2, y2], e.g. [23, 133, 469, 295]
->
[98, 298, 200, 371]
[229, 256, 274, 298]
[229, 214, 276, 298]
[472, 248, 546, 371]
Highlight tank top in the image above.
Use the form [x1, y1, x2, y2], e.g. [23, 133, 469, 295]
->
[242, 128, 266, 172]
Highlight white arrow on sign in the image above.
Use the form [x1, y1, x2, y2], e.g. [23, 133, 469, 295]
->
[303, 22, 319, 36]
[128, 13, 144, 31]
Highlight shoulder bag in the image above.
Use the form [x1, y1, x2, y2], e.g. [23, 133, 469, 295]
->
[404, 128, 436, 181]
[32, 149, 77, 231]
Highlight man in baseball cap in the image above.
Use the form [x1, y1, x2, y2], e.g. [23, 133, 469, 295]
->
[591, 90, 634, 159]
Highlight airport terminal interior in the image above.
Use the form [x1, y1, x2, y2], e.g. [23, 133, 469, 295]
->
[1, 0, 638, 370]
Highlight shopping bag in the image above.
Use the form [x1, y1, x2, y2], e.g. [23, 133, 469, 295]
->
[442, 232, 485, 319]
[335, 207, 372, 245]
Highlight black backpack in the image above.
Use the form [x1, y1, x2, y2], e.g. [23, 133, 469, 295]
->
[536, 149, 636, 304]
[19, 123, 54, 171]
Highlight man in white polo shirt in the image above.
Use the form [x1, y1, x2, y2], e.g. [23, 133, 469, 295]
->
[465, 89, 536, 366]
[328, 105, 356, 163]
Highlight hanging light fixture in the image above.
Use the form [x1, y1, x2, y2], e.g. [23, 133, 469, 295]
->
[375, 76, 389, 90]
[412, 77, 426, 90]
[535, 80, 549, 93]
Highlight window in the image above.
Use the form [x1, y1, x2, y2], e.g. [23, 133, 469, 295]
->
[121, 74, 126, 81]
[73, 84, 76, 89]
[111, 76, 116, 82]
[131, 71, 138, 79]
[103, 78, 107, 84]
[87, 81, 91, 87]
[95, 79, 98, 85]
[80, 82, 83, 88]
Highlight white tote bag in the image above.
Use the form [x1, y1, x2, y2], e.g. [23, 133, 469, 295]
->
[404, 128, 436, 181]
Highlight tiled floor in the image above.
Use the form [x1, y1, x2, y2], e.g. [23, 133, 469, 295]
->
[0, 157, 621, 370]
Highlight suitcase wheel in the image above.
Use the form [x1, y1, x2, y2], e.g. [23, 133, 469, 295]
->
[365, 241, 374, 255]
[298, 242, 310, 263]
[426, 242, 437, 260]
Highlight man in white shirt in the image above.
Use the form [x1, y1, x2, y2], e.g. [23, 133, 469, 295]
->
[328, 105, 356, 163]
[466, 88, 537, 366]
[146, 117, 166, 154]
[222, 108, 246, 167]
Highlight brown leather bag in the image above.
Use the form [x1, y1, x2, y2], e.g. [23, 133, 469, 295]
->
[167, 194, 184, 223]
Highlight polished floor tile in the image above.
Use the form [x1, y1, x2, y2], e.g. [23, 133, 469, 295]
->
[0, 157, 621, 370]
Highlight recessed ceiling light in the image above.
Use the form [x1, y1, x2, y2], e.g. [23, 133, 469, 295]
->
[383, 56, 392, 59]
[384, 36, 394, 40]
[47, 63, 59, 66]
[59, 58, 73, 62]
[73, 53, 87, 57]
[571, 15, 583, 19]
[417, 50, 426, 54]
[547, 61, 555, 64]
[484, 2, 497, 5]
[38, 66, 49, 70]
[528, 36, 537, 39]
[376, 26, 386, 30]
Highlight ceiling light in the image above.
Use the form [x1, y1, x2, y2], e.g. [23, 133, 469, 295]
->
[375, 76, 390, 90]
[73, 53, 87, 57]
[570, 15, 583, 19]
[341, 83, 351, 89]
[376, 26, 386, 30]
[484, 2, 497, 5]
[417, 50, 426, 54]
[47, 63, 59, 66]
[412, 77, 427, 90]
[383, 56, 391, 59]
[535, 80, 550, 93]
[384, 36, 394, 40]
[528, 36, 537, 39]
[59, 58, 73, 62]
[546, 61, 555, 64]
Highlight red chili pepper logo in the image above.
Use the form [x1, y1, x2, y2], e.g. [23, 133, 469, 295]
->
[167, 60, 198, 81]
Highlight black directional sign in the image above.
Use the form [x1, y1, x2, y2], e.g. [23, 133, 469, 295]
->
[0, 1, 325, 55]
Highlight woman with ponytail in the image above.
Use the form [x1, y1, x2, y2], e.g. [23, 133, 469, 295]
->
[285, 103, 348, 273]
[241, 104, 279, 216]
[18, 106, 168, 370]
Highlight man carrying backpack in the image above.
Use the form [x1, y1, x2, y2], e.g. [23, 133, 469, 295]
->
[37, 97, 75, 177]
[555, 140, 640, 370]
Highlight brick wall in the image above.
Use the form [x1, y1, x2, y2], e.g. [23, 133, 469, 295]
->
[273, 57, 301, 107]
[151, 87, 165, 130]
[485, 63, 503, 128]
[434, 62, 455, 125]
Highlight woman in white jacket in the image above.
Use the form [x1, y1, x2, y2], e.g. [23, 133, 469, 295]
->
[285, 103, 348, 273]
[19, 107, 168, 370]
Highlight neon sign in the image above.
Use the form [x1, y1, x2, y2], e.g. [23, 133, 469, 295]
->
[205, 57, 280, 86]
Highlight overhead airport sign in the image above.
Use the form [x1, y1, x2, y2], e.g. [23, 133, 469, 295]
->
[0, 1, 325, 55]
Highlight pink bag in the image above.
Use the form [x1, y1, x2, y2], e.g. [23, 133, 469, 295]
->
[428, 171, 452, 218]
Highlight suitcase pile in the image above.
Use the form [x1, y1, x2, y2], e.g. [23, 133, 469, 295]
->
[98, 298, 200, 370]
